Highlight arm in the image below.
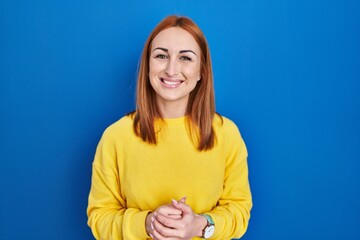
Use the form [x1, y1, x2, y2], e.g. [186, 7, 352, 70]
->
[207, 123, 252, 239]
[87, 129, 150, 240]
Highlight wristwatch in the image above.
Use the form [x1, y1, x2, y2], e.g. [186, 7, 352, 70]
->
[201, 214, 215, 239]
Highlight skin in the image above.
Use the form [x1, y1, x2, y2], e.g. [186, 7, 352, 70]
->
[145, 27, 208, 239]
[149, 27, 201, 118]
[145, 197, 207, 240]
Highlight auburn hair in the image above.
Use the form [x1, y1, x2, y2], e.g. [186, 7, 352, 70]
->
[131, 15, 217, 151]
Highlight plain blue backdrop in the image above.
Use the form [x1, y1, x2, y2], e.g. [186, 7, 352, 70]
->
[1, 0, 359, 239]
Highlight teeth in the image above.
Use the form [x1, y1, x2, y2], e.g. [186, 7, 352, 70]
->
[163, 80, 181, 85]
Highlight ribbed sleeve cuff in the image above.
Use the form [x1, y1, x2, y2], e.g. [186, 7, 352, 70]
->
[124, 209, 151, 239]
[207, 213, 225, 239]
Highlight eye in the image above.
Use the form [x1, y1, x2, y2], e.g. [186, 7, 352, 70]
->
[154, 54, 168, 59]
[180, 56, 192, 61]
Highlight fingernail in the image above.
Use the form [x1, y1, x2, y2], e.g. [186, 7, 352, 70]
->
[172, 199, 178, 204]
[149, 233, 153, 238]
[151, 216, 154, 222]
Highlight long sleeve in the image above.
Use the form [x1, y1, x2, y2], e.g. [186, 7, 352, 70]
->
[207, 120, 252, 239]
[86, 115, 252, 240]
[86, 128, 150, 240]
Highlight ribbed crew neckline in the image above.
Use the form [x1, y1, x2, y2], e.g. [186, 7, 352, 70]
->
[158, 116, 187, 127]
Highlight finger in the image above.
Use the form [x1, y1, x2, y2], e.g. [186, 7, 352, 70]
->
[155, 210, 182, 220]
[150, 219, 167, 240]
[155, 211, 179, 228]
[171, 200, 192, 214]
[157, 205, 182, 216]
[150, 228, 166, 240]
[164, 213, 182, 220]
[151, 228, 182, 240]
[178, 196, 187, 203]
[153, 217, 178, 238]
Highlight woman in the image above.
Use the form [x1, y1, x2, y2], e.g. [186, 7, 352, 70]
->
[87, 15, 252, 240]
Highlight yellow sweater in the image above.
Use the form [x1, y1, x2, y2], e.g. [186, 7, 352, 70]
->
[87, 114, 252, 239]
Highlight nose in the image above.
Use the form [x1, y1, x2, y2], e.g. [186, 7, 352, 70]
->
[165, 58, 179, 76]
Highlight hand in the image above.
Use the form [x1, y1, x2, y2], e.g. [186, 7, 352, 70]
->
[149, 197, 207, 240]
[146, 198, 185, 239]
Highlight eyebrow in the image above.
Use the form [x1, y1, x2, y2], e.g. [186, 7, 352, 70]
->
[153, 47, 197, 56]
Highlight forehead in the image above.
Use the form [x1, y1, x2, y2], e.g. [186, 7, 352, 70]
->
[151, 27, 200, 52]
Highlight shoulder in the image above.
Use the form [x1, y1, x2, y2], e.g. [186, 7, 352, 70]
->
[107, 114, 134, 131]
[214, 114, 248, 157]
[213, 114, 246, 148]
[213, 114, 241, 135]
[101, 114, 134, 140]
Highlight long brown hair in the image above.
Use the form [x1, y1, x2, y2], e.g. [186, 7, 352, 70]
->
[132, 15, 216, 151]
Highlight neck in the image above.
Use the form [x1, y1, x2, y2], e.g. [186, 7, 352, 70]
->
[156, 98, 188, 119]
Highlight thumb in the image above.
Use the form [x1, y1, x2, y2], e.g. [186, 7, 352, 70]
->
[172, 199, 191, 214]
[179, 196, 187, 203]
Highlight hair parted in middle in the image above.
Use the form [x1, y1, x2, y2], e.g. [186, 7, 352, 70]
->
[132, 15, 217, 151]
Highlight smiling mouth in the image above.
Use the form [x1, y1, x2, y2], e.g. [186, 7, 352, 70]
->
[160, 77, 184, 87]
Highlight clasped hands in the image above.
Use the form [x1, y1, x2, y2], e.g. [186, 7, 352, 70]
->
[145, 197, 207, 240]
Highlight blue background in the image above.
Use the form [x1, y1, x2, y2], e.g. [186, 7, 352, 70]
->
[1, 0, 359, 239]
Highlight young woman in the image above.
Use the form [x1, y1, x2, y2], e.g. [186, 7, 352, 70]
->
[87, 15, 252, 240]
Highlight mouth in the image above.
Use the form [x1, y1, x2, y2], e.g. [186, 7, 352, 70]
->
[159, 77, 184, 88]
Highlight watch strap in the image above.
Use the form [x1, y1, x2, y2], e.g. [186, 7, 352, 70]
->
[201, 214, 215, 239]
[202, 214, 214, 225]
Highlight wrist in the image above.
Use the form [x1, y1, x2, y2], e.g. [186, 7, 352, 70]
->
[196, 214, 208, 237]
[200, 214, 215, 239]
[145, 212, 153, 236]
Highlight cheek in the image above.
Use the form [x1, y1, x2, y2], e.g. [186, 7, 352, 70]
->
[149, 59, 159, 77]
[148, 61, 157, 88]
[184, 64, 201, 80]
[148, 60, 156, 76]
[149, 59, 166, 73]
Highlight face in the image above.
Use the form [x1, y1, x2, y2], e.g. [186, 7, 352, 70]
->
[149, 27, 201, 112]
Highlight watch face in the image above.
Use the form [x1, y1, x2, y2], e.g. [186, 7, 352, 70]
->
[204, 225, 215, 238]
